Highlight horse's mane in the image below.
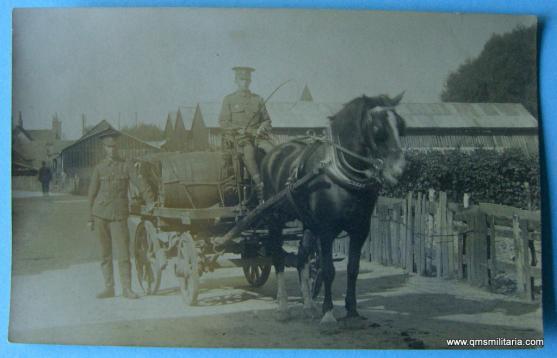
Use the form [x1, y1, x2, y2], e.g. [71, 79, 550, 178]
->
[329, 94, 395, 122]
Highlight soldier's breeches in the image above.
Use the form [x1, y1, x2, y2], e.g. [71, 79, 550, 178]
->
[243, 144, 261, 184]
[95, 218, 132, 290]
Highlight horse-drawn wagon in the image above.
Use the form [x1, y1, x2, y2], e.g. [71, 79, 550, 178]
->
[130, 94, 406, 323]
[129, 147, 324, 306]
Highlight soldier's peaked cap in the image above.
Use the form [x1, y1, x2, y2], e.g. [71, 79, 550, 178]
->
[99, 130, 120, 146]
[233, 66, 255, 80]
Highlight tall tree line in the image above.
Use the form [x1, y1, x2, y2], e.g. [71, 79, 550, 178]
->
[441, 24, 538, 119]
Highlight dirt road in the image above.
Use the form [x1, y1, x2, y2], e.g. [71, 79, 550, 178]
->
[9, 193, 543, 349]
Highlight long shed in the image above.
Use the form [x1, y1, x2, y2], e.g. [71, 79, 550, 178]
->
[185, 101, 538, 155]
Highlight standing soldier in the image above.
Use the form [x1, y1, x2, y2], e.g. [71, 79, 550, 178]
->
[218, 66, 273, 202]
[88, 131, 153, 299]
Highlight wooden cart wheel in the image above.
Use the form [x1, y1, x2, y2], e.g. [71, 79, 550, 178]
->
[134, 220, 163, 295]
[308, 250, 323, 299]
[241, 251, 271, 287]
[176, 233, 199, 306]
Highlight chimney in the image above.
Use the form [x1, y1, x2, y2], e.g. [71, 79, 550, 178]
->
[81, 113, 87, 136]
[52, 113, 62, 140]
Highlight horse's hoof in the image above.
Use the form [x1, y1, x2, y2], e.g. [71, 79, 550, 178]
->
[275, 309, 290, 322]
[320, 310, 337, 324]
[319, 311, 339, 335]
[303, 305, 321, 319]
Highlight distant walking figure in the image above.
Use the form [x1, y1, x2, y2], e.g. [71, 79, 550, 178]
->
[37, 161, 52, 196]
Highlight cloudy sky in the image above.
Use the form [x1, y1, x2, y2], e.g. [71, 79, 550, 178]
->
[12, 8, 535, 139]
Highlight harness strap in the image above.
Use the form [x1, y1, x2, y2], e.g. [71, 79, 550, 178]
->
[283, 139, 323, 229]
[285, 185, 319, 229]
[324, 166, 378, 192]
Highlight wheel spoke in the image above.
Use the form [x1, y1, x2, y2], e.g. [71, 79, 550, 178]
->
[250, 266, 257, 281]
[176, 233, 199, 306]
[134, 221, 163, 295]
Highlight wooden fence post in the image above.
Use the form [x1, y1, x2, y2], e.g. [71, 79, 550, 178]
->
[447, 209, 456, 279]
[513, 214, 524, 295]
[487, 215, 496, 288]
[432, 192, 439, 277]
[422, 193, 429, 276]
[401, 198, 407, 270]
[385, 208, 393, 266]
[415, 193, 424, 275]
[457, 230, 464, 279]
[513, 217, 533, 300]
[464, 210, 487, 287]
[405, 192, 414, 273]
[475, 212, 489, 287]
[392, 205, 399, 267]
[440, 192, 449, 278]
[428, 189, 436, 276]
[414, 193, 420, 273]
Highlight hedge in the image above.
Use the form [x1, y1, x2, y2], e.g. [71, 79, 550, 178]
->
[381, 148, 540, 210]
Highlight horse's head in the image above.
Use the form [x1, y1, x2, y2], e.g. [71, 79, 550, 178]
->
[364, 93, 406, 185]
[330, 93, 406, 186]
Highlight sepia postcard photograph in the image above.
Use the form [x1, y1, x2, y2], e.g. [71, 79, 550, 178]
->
[10, 8, 544, 349]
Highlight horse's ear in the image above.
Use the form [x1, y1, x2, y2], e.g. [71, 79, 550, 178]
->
[391, 91, 405, 106]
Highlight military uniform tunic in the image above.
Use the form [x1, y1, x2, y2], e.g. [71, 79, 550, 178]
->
[218, 90, 271, 146]
[88, 158, 133, 221]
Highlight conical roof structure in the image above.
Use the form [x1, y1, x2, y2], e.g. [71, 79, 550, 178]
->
[300, 84, 313, 102]
[174, 109, 186, 134]
[163, 114, 174, 140]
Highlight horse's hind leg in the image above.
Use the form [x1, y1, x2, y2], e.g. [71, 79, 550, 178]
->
[268, 224, 289, 321]
[298, 229, 320, 319]
[319, 236, 336, 324]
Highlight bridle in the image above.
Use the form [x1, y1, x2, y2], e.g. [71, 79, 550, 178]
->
[324, 105, 402, 190]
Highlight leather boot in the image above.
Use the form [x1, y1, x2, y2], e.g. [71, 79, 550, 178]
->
[122, 288, 139, 299]
[119, 260, 139, 299]
[96, 286, 115, 299]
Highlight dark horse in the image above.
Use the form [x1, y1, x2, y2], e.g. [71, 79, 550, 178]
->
[260, 93, 406, 323]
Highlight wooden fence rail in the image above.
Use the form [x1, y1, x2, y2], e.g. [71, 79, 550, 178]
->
[346, 191, 542, 300]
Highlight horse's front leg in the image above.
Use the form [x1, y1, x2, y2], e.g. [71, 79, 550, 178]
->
[298, 229, 320, 319]
[343, 229, 369, 321]
[319, 236, 336, 324]
[268, 224, 289, 321]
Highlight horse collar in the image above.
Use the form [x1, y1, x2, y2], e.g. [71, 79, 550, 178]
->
[324, 125, 383, 191]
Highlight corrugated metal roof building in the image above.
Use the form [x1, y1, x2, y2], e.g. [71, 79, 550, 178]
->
[184, 101, 538, 155]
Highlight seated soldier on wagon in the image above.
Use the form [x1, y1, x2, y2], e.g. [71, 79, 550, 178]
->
[218, 66, 273, 203]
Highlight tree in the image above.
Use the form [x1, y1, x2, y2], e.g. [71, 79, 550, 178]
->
[441, 24, 538, 118]
[121, 123, 164, 141]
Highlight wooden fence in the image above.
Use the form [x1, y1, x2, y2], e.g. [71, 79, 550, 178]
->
[334, 191, 542, 300]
